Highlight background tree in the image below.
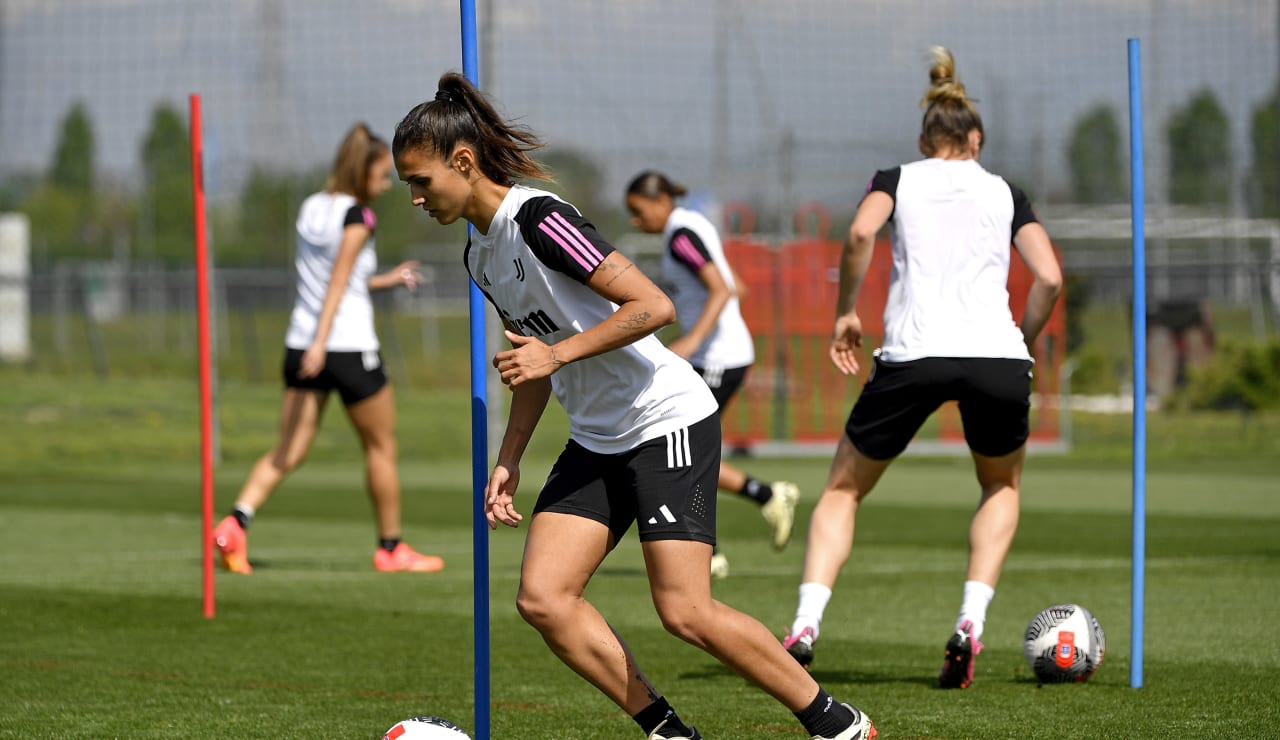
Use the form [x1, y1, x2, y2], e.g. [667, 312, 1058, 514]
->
[1166, 89, 1233, 208]
[139, 103, 193, 262]
[221, 168, 313, 266]
[538, 149, 627, 238]
[15, 102, 110, 261]
[1245, 86, 1279, 219]
[1067, 104, 1125, 204]
[50, 101, 95, 194]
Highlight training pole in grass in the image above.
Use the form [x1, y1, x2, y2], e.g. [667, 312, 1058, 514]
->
[459, 2, 491, 737]
[191, 93, 215, 620]
[1127, 38, 1146, 689]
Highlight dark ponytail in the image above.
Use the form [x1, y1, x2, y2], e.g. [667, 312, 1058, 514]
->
[393, 72, 550, 185]
[625, 170, 688, 200]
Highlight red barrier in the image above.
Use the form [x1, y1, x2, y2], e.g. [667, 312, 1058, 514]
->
[720, 203, 776, 448]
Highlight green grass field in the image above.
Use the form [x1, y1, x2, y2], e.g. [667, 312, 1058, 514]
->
[2, 372, 1279, 738]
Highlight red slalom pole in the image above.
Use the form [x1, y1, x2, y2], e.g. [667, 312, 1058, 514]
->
[190, 93, 215, 619]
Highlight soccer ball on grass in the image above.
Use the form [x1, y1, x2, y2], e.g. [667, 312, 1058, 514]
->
[382, 716, 471, 739]
[1023, 603, 1105, 683]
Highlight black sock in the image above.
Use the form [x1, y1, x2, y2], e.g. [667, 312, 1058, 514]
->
[740, 477, 774, 505]
[795, 688, 855, 738]
[633, 697, 692, 737]
[379, 537, 401, 553]
[231, 506, 253, 531]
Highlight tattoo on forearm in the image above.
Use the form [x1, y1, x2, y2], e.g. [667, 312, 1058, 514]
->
[604, 260, 634, 286]
[617, 311, 651, 331]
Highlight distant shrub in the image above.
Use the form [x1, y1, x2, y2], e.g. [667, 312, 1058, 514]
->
[1173, 339, 1280, 410]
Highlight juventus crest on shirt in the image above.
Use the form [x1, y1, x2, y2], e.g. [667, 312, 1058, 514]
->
[465, 185, 717, 454]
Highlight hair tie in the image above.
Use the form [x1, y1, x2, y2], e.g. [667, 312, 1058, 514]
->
[434, 90, 454, 103]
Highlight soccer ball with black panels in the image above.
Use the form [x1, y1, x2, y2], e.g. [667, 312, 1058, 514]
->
[1023, 603, 1105, 683]
[382, 716, 470, 739]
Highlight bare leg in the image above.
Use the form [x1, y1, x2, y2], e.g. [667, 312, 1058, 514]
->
[235, 389, 328, 512]
[644, 538, 822, 711]
[799, 435, 893, 587]
[967, 446, 1026, 587]
[516, 512, 665, 713]
[717, 461, 746, 493]
[344, 385, 401, 539]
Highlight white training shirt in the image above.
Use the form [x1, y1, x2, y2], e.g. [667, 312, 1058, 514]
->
[466, 185, 718, 454]
[284, 192, 380, 352]
[867, 158, 1037, 362]
[661, 207, 756, 370]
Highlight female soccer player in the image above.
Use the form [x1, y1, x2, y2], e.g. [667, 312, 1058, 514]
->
[212, 123, 444, 575]
[393, 73, 876, 740]
[625, 171, 800, 579]
[782, 47, 1063, 690]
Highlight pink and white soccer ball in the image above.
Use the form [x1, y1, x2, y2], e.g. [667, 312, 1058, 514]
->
[382, 716, 471, 740]
[1023, 603, 1106, 683]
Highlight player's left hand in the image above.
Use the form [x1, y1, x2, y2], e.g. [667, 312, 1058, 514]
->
[829, 312, 864, 376]
[393, 260, 424, 291]
[494, 330, 563, 387]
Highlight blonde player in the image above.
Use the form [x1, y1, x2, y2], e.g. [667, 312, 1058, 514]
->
[213, 123, 444, 575]
[783, 47, 1062, 690]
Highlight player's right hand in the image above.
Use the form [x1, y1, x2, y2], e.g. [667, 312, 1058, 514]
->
[485, 463, 524, 530]
[829, 312, 863, 376]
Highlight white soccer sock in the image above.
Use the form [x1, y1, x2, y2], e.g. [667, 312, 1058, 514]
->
[957, 580, 995, 640]
[791, 582, 833, 639]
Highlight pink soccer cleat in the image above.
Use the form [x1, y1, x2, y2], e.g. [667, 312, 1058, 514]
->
[213, 516, 252, 574]
[374, 543, 445, 573]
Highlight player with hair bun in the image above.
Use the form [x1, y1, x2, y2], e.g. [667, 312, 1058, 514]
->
[626, 170, 801, 579]
[782, 47, 1063, 690]
[393, 72, 876, 740]
[213, 123, 444, 574]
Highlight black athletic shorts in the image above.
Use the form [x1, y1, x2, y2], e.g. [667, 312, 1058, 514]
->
[846, 354, 1034, 460]
[691, 364, 750, 411]
[532, 413, 721, 545]
[282, 348, 388, 406]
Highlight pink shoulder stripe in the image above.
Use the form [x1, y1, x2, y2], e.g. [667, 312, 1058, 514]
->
[537, 221, 594, 271]
[541, 211, 605, 268]
[548, 212, 605, 263]
[671, 234, 708, 268]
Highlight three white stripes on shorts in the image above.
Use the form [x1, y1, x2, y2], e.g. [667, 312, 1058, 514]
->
[666, 427, 692, 469]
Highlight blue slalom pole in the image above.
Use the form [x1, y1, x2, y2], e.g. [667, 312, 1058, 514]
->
[460, 1, 490, 736]
[1127, 37, 1146, 690]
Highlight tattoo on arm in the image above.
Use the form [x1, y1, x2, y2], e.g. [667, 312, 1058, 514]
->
[617, 311, 651, 331]
[603, 259, 634, 287]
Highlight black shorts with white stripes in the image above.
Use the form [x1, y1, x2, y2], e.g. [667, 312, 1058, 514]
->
[283, 348, 388, 406]
[531, 413, 720, 544]
[691, 363, 751, 411]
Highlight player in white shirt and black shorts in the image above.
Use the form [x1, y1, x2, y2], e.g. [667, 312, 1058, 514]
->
[392, 72, 876, 740]
[625, 171, 801, 580]
[212, 123, 445, 575]
[782, 47, 1063, 692]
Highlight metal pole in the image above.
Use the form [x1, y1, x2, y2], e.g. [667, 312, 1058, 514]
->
[1127, 38, 1147, 690]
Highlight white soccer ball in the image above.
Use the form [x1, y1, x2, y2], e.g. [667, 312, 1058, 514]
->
[382, 716, 471, 740]
[1023, 603, 1105, 683]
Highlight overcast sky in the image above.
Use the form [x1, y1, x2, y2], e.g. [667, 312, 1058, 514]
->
[2, 0, 1276, 213]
